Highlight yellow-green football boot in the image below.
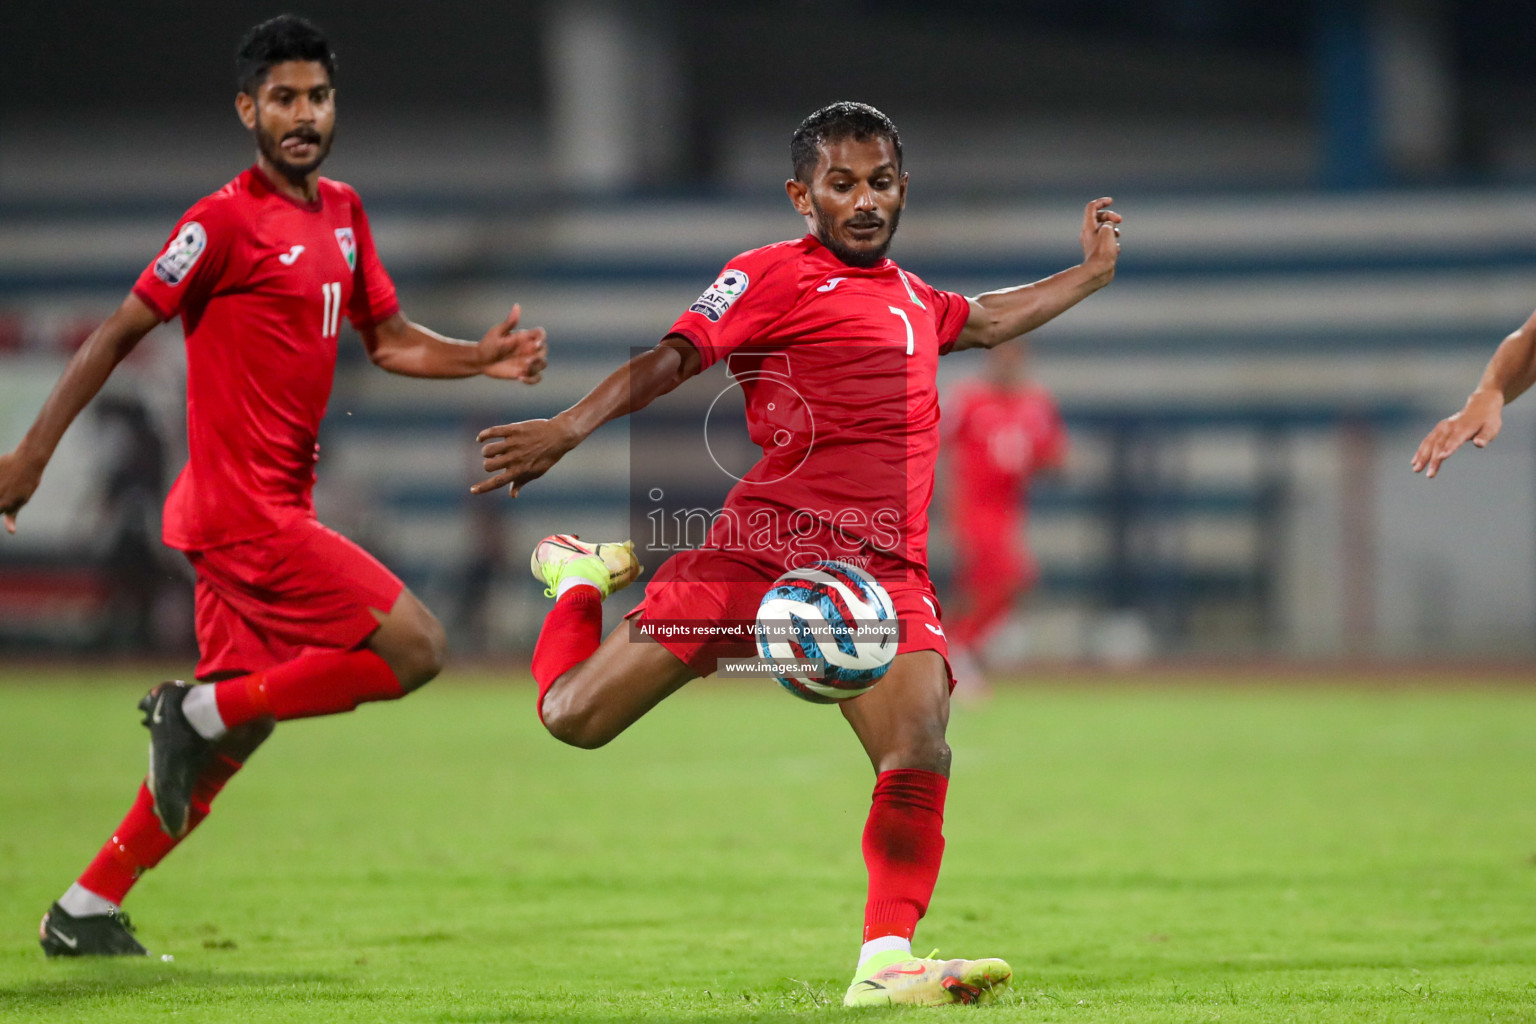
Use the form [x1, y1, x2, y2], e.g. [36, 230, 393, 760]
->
[530, 534, 642, 599]
[843, 949, 1012, 1007]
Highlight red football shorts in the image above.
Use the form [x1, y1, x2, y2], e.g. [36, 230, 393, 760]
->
[624, 547, 953, 687]
[183, 516, 405, 679]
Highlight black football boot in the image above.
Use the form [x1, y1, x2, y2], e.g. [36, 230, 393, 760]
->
[39, 902, 147, 957]
[139, 680, 213, 837]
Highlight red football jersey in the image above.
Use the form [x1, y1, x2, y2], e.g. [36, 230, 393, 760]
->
[132, 166, 399, 550]
[665, 234, 971, 582]
[945, 381, 1067, 516]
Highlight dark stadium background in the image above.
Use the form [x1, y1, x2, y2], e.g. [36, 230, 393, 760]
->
[5, 0, 1536, 666]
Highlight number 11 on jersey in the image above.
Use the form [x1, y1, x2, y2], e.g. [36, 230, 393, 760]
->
[889, 305, 914, 355]
[320, 281, 342, 337]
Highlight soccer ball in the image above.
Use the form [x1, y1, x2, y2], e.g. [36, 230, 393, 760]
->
[755, 560, 898, 703]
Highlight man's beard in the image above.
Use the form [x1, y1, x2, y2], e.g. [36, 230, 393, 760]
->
[811, 196, 901, 268]
[254, 120, 333, 184]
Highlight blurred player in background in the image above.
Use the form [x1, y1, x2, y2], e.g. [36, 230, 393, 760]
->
[1412, 306, 1536, 478]
[943, 342, 1067, 700]
[472, 102, 1119, 1006]
[0, 16, 547, 957]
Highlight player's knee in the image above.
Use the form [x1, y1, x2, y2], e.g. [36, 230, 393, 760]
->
[390, 613, 447, 692]
[541, 710, 615, 750]
[371, 589, 449, 692]
[876, 736, 951, 776]
[543, 716, 613, 750]
[410, 615, 448, 689]
[424, 613, 448, 676]
[539, 683, 616, 750]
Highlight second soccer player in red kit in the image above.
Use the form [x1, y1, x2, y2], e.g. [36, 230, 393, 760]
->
[474, 102, 1121, 1006]
[0, 16, 547, 956]
[943, 343, 1068, 699]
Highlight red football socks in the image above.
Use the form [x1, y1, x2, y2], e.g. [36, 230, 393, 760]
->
[861, 768, 949, 942]
[531, 585, 603, 721]
[76, 753, 244, 904]
[212, 649, 403, 729]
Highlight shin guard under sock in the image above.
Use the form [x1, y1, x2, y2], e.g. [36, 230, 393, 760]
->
[212, 649, 403, 730]
[531, 586, 603, 722]
[75, 752, 244, 904]
[862, 768, 949, 942]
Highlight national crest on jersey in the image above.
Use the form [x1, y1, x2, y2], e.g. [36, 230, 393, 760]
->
[334, 227, 357, 270]
[689, 268, 749, 322]
[154, 221, 207, 286]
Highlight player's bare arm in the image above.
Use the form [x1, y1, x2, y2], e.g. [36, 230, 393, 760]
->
[950, 198, 1122, 352]
[1412, 308, 1536, 478]
[359, 305, 548, 382]
[0, 294, 161, 533]
[472, 336, 701, 496]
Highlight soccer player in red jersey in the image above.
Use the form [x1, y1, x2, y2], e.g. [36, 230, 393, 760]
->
[473, 102, 1120, 1005]
[0, 16, 547, 957]
[943, 343, 1068, 699]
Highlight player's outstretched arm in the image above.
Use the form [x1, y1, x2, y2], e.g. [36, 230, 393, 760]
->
[1412, 309, 1536, 478]
[950, 198, 1122, 352]
[359, 306, 548, 382]
[0, 295, 160, 534]
[472, 336, 701, 497]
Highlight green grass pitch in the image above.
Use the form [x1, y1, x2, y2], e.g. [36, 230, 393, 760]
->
[2, 668, 1535, 1022]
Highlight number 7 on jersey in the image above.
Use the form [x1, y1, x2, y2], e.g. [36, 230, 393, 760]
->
[889, 305, 914, 355]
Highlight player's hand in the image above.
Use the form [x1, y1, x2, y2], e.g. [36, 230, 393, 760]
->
[473, 416, 579, 497]
[477, 305, 548, 384]
[1412, 389, 1504, 479]
[0, 449, 44, 535]
[1080, 197, 1122, 282]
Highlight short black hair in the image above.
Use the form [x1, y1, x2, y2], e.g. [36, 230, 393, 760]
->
[236, 15, 336, 95]
[790, 102, 902, 182]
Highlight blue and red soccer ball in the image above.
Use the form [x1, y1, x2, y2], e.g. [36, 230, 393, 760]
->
[755, 560, 898, 703]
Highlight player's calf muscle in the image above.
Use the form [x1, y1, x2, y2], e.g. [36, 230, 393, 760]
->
[217, 718, 275, 760]
[540, 650, 693, 750]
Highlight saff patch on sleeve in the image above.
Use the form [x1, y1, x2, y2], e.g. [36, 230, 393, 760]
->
[688, 268, 749, 322]
[153, 222, 207, 286]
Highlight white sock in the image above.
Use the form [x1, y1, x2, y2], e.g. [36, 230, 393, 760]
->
[556, 576, 602, 599]
[858, 935, 912, 969]
[180, 685, 228, 740]
[58, 883, 118, 917]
